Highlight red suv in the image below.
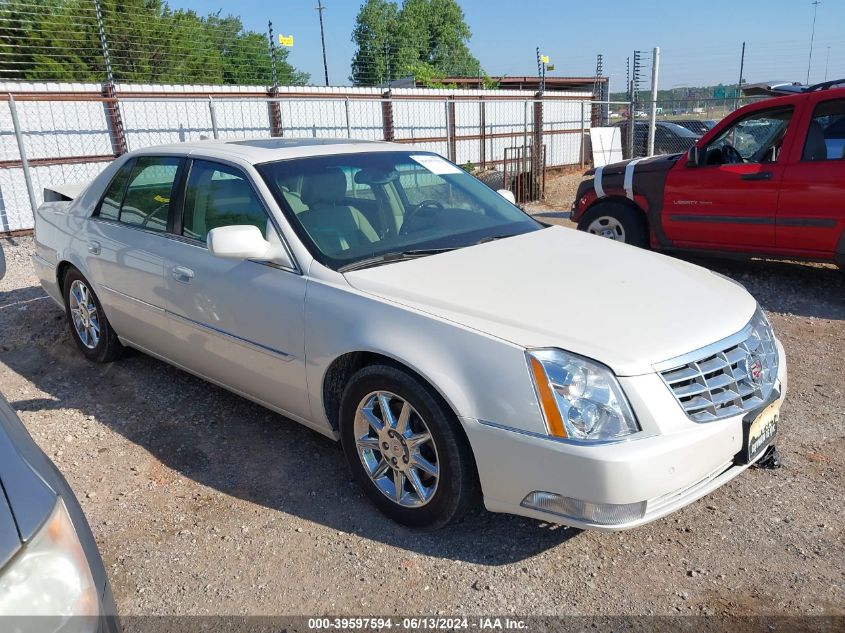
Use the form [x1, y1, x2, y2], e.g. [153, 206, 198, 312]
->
[572, 81, 845, 269]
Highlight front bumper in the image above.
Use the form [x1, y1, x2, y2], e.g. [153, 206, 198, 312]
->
[463, 341, 787, 531]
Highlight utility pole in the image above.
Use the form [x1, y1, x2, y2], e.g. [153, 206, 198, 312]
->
[806, 0, 820, 85]
[316, 0, 329, 86]
[736, 41, 746, 109]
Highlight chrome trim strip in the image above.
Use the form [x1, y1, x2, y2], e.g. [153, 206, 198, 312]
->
[476, 419, 650, 446]
[99, 284, 166, 313]
[652, 320, 754, 373]
[166, 311, 296, 362]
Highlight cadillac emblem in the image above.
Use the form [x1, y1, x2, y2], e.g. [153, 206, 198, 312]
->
[744, 353, 764, 385]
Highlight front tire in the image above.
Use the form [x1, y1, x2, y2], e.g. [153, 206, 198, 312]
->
[577, 201, 648, 248]
[63, 268, 124, 363]
[339, 364, 478, 530]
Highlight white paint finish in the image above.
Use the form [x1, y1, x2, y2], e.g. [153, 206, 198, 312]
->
[624, 157, 646, 200]
[31, 140, 783, 528]
[345, 226, 757, 376]
[593, 165, 605, 198]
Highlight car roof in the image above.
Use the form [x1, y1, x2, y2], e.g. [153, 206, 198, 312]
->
[128, 137, 412, 165]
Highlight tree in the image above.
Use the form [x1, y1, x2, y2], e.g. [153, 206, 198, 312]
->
[350, 0, 399, 86]
[350, 0, 481, 86]
[0, 0, 309, 86]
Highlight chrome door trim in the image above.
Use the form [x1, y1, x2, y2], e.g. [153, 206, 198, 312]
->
[165, 310, 296, 362]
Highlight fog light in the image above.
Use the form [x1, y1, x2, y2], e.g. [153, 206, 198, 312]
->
[521, 491, 646, 526]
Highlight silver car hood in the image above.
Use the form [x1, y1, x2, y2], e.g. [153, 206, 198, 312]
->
[345, 226, 756, 376]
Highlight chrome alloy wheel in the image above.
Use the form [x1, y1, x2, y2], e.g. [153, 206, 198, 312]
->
[68, 279, 100, 349]
[587, 216, 626, 241]
[354, 391, 440, 508]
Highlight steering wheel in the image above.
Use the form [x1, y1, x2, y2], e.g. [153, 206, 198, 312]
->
[721, 143, 744, 164]
[400, 199, 444, 235]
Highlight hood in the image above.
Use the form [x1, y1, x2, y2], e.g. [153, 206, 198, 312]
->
[345, 226, 756, 376]
[587, 153, 680, 177]
[0, 396, 58, 569]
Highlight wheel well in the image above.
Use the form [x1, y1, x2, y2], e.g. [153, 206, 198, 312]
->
[322, 351, 452, 433]
[587, 196, 647, 220]
[56, 261, 75, 293]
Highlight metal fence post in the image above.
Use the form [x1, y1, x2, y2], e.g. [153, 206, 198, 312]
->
[381, 91, 395, 142]
[444, 100, 451, 159]
[8, 95, 38, 223]
[580, 100, 586, 168]
[345, 97, 352, 139]
[447, 97, 457, 163]
[647, 46, 660, 157]
[208, 96, 219, 139]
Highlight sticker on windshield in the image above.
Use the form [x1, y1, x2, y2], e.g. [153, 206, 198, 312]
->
[410, 154, 463, 175]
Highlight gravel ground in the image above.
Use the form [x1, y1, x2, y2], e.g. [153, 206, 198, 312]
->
[0, 183, 843, 617]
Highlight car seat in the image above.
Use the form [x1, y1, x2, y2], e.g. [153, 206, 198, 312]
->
[297, 167, 379, 254]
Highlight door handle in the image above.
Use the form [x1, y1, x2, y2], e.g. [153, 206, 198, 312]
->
[171, 266, 194, 283]
[741, 172, 773, 181]
[87, 241, 101, 255]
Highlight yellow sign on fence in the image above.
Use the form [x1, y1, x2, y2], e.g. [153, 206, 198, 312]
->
[278, 34, 294, 47]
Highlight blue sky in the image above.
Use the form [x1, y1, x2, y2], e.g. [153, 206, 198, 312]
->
[175, 0, 844, 92]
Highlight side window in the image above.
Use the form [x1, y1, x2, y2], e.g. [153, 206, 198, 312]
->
[705, 107, 793, 165]
[182, 160, 270, 242]
[802, 99, 845, 161]
[96, 160, 134, 221]
[119, 157, 181, 232]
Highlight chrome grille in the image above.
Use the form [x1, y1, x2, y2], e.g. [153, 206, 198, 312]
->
[657, 309, 779, 423]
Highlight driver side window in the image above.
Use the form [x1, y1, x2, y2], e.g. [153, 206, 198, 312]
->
[705, 106, 794, 165]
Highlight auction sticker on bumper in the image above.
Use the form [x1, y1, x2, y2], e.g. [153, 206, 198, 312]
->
[743, 401, 779, 464]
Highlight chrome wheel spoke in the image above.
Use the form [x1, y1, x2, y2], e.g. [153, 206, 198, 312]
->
[411, 453, 438, 477]
[393, 470, 405, 502]
[361, 406, 384, 433]
[405, 431, 431, 450]
[378, 393, 397, 429]
[357, 435, 380, 451]
[371, 458, 390, 480]
[406, 467, 429, 502]
[395, 402, 411, 436]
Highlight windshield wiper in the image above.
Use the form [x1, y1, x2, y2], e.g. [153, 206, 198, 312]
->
[338, 248, 456, 273]
[474, 234, 514, 245]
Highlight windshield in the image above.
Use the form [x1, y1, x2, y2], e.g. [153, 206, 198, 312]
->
[257, 151, 541, 270]
[659, 122, 700, 138]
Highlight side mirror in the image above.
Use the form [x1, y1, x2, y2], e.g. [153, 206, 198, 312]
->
[207, 225, 293, 268]
[687, 146, 701, 167]
[497, 189, 517, 205]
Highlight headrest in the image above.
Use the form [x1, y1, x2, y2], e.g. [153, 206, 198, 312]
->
[301, 167, 347, 207]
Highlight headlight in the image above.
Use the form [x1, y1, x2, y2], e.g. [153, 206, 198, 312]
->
[526, 349, 639, 442]
[0, 498, 99, 628]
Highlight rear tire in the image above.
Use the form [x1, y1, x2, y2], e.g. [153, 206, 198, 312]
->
[577, 201, 649, 248]
[62, 268, 124, 363]
[339, 364, 479, 530]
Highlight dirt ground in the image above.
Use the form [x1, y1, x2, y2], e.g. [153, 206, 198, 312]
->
[0, 171, 843, 618]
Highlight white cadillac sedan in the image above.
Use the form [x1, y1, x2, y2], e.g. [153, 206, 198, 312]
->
[33, 139, 786, 530]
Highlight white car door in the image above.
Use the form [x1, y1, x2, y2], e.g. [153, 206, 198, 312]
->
[84, 156, 182, 351]
[159, 159, 311, 422]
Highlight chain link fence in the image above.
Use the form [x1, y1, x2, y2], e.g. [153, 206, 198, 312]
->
[0, 86, 603, 233]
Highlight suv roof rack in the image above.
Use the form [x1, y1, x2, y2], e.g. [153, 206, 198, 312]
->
[805, 79, 845, 92]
